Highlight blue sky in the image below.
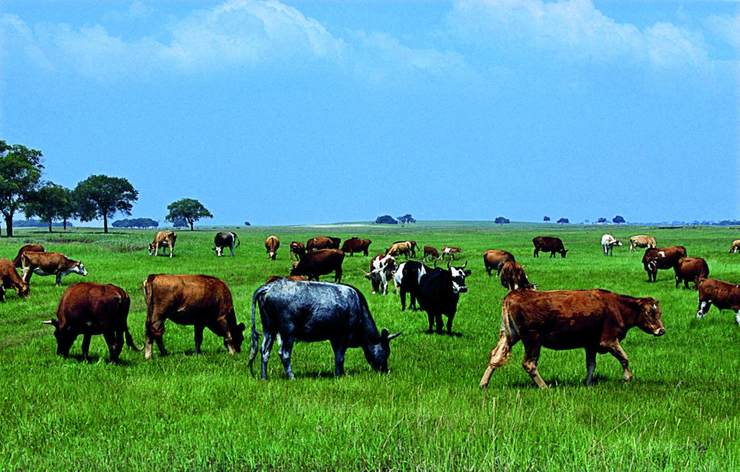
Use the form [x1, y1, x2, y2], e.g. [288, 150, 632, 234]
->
[1, 0, 738, 225]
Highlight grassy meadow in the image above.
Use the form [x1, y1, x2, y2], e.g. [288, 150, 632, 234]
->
[0, 223, 738, 470]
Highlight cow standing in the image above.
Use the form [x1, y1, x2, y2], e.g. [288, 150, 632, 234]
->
[21, 252, 87, 286]
[341, 237, 372, 256]
[600, 234, 622, 256]
[365, 254, 396, 295]
[0, 259, 29, 301]
[423, 246, 440, 261]
[416, 262, 471, 335]
[290, 249, 344, 283]
[264, 235, 280, 260]
[307, 236, 341, 252]
[533, 237, 568, 258]
[499, 261, 533, 291]
[394, 261, 428, 311]
[214, 231, 240, 257]
[642, 246, 687, 282]
[290, 241, 306, 260]
[13, 244, 45, 268]
[696, 278, 740, 325]
[479, 289, 665, 389]
[629, 235, 657, 252]
[148, 231, 176, 258]
[387, 241, 416, 258]
[729, 240, 740, 254]
[441, 246, 462, 261]
[483, 249, 515, 276]
[674, 257, 709, 289]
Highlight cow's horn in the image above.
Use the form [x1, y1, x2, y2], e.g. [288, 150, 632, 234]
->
[42, 319, 55, 325]
[387, 332, 402, 341]
[462, 260, 468, 268]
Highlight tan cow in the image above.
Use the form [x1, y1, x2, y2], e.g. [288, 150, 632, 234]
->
[21, 252, 87, 286]
[729, 240, 740, 254]
[265, 235, 280, 260]
[0, 258, 29, 301]
[12, 244, 45, 268]
[148, 231, 176, 258]
[629, 235, 657, 252]
[386, 241, 416, 258]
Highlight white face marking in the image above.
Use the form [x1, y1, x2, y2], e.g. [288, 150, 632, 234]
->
[697, 301, 708, 318]
[658, 251, 666, 257]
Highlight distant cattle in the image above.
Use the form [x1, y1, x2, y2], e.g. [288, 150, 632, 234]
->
[729, 240, 740, 254]
[416, 262, 471, 335]
[696, 278, 740, 325]
[264, 235, 280, 260]
[423, 245, 439, 261]
[394, 261, 428, 311]
[499, 261, 533, 291]
[600, 234, 622, 256]
[483, 249, 515, 276]
[341, 237, 372, 256]
[629, 235, 657, 252]
[0, 259, 29, 301]
[148, 231, 176, 258]
[21, 252, 87, 286]
[674, 257, 709, 289]
[307, 236, 341, 252]
[290, 241, 306, 260]
[290, 249, 344, 283]
[642, 246, 687, 282]
[387, 241, 416, 258]
[441, 246, 462, 261]
[479, 289, 665, 389]
[533, 237, 568, 258]
[365, 254, 396, 295]
[142, 274, 245, 359]
[214, 231, 240, 257]
[248, 279, 400, 379]
[43, 283, 139, 362]
[13, 244, 45, 268]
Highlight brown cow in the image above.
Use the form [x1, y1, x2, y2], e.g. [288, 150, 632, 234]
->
[265, 235, 280, 260]
[43, 283, 139, 362]
[21, 252, 87, 286]
[341, 237, 372, 256]
[483, 249, 515, 276]
[642, 246, 687, 282]
[423, 245, 439, 261]
[729, 240, 740, 254]
[696, 278, 740, 325]
[532, 236, 568, 258]
[290, 249, 345, 282]
[499, 261, 533, 291]
[148, 231, 176, 257]
[307, 236, 341, 252]
[629, 235, 657, 252]
[479, 289, 665, 389]
[143, 274, 245, 359]
[290, 241, 306, 260]
[441, 246, 462, 261]
[0, 258, 29, 301]
[386, 241, 416, 258]
[13, 243, 45, 268]
[265, 275, 309, 284]
[674, 257, 709, 289]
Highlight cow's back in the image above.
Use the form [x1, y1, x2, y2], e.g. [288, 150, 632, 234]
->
[57, 282, 128, 329]
[698, 279, 740, 310]
[145, 274, 233, 320]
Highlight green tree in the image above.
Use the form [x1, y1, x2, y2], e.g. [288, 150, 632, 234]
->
[24, 182, 72, 233]
[75, 175, 138, 233]
[0, 140, 44, 237]
[166, 198, 213, 231]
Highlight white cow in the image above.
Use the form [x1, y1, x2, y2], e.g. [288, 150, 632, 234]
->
[601, 234, 622, 256]
[366, 254, 396, 295]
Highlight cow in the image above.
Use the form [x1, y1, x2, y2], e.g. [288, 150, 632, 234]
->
[642, 246, 687, 282]
[148, 231, 176, 258]
[0, 258, 29, 301]
[479, 289, 665, 389]
[386, 241, 416, 258]
[533, 237, 568, 258]
[290, 241, 306, 260]
[142, 274, 246, 359]
[416, 262, 471, 335]
[264, 235, 280, 260]
[729, 240, 740, 254]
[483, 249, 515, 276]
[696, 278, 740, 325]
[341, 237, 372, 256]
[499, 261, 533, 291]
[441, 246, 462, 261]
[600, 234, 622, 256]
[290, 249, 344, 283]
[214, 231, 240, 257]
[629, 235, 657, 252]
[307, 236, 341, 252]
[42, 283, 139, 362]
[265, 275, 308, 284]
[248, 279, 400, 379]
[393, 261, 429, 311]
[674, 257, 709, 289]
[423, 245, 440, 261]
[365, 254, 396, 295]
[12, 243, 45, 268]
[21, 252, 87, 286]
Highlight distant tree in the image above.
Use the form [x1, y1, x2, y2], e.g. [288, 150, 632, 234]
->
[172, 217, 188, 228]
[543, 216, 550, 222]
[596, 217, 607, 224]
[58, 187, 77, 230]
[75, 175, 139, 234]
[494, 216, 510, 224]
[24, 182, 72, 233]
[557, 218, 569, 224]
[375, 215, 398, 225]
[112, 218, 158, 228]
[166, 198, 213, 231]
[244, 221, 251, 226]
[613, 215, 626, 224]
[0, 140, 44, 237]
[397, 214, 416, 224]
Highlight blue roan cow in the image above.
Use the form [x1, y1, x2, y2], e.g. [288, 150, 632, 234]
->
[248, 279, 400, 379]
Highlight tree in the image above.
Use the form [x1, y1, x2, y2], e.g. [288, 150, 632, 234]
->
[494, 216, 510, 224]
[58, 187, 77, 230]
[0, 140, 44, 237]
[613, 215, 626, 224]
[75, 175, 139, 233]
[166, 198, 213, 231]
[543, 216, 550, 222]
[375, 215, 398, 224]
[597, 217, 607, 224]
[397, 214, 416, 224]
[557, 218, 569, 224]
[24, 182, 72, 233]
[244, 221, 251, 226]
[112, 218, 158, 228]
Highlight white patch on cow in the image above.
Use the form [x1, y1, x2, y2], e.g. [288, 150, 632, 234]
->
[393, 262, 405, 289]
[658, 251, 666, 257]
[697, 301, 708, 318]
[735, 310, 740, 325]
[416, 265, 427, 285]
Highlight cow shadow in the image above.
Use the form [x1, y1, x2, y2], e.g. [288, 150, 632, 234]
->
[67, 354, 133, 366]
[422, 330, 464, 338]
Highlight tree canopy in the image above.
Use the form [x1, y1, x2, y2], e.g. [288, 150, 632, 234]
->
[397, 214, 416, 224]
[557, 217, 570, 224]
[75, 175, 139, 233]
[166, 198, 213, 231]
[375, 215, 398, 224]
[24, 182, 73, 232]
[494, 216, 510, 224]
[0, 140, 44, 237]
[613, 215, 626, 224]
[543, 216, 550, 222]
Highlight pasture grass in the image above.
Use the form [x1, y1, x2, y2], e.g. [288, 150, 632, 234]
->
[0, 223, 738, 470]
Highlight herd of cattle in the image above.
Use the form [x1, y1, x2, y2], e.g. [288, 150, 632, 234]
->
[1, 230, 738, 388]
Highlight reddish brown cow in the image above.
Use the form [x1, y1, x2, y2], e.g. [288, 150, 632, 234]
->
[265, 235, 280, 260]
[290, 241, 306, 260]
[13, 244, 45, 268]
[290, 249, 345, 282]
[483, 249, 515, 276]
[499, 261, 533, 291]
[532, 236, 568, 258]
[674, 257, 709, 289]
[423, 245, 439, 261]
[341, 237, 372, 256]
[479, 289, 665, 389]
[696, 278, 740, 325]
[441, 246, 462, 261]
[0, 258, 29, 301]
[642, 246, 687, 282]
[307, 236, 341, 252]
[21, 252, 87, 286]
[265, 275, 309, 284]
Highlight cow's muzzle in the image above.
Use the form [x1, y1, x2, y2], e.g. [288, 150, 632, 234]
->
[653, 328, 665, 336]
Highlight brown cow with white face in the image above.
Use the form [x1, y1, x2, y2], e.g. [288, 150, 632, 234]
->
[0, 258, 29, 301]
[483, 249, 515, 276]
[21, 252, 87, 286]
[148, 231, 176, 257]
[441, 246, 462, 261]
[674, 257, 709, 289]
[265, 235, 280, 260]
[479, 289, 665, 388]
[13, 244, 45, 268]
[696, 278, 740, 325]
[642, 246, 687, 282]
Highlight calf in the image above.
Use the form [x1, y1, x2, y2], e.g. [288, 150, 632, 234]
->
[479, 289, 665, 389]
[13, 243, 45, 268]
[341, 237, 372, 256]
[600, 234, 622, 256]
[264, 235, 280, 260]
[696, 278, 740, 325]
[729, 240, 740, 254]
[214, 231, 240, 257]
[629, 235, 657, 252]
[307, 236, 341, 252]
[674, 257, 709, 289]
[0, 258, 29, 301]
[499, 261, 533, 291]
[290, 249, 344, 283]
[43, 283, 139, 362]
[365, 254, 396, 295]
[533, 236, 568, 258]
[21, 252, 87, 286]
[394, 261, 429, 311]
[148, 231, 176, 257]
[441, 246, 462, 261]
[483, 249, 515, 276]
[416, 262, 471, 335]
[423, 245, 440, 261]
[290, 241, 306, 260]
[642, 246, 687, 282]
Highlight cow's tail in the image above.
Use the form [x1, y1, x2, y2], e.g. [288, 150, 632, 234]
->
[248, 284, 269, 375]
[479, 297, 515, 389]
[119, 292, 141, 351]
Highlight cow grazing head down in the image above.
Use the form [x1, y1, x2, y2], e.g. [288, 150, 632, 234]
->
[43, 319, 75, 357]
[637, 299, 665, 336]
[223, 323, 246, 352]
[448, 261, 471, 294]
[363, 329, 401, 373]
[68, 261, 88, 277]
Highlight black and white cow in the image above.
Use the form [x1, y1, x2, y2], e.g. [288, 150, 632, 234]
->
[416, 262, 472, 335]
[600, 234, 622, 256]
[214, 231, 240, 257]
[393, 261, 429, 311]
[248, 279, 400, 379]
[365, 254, 396, 295]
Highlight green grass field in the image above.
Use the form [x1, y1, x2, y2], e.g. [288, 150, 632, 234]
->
[1, 223, 738, 470]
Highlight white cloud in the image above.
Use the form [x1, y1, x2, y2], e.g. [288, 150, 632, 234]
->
[705, 14, 740, 51]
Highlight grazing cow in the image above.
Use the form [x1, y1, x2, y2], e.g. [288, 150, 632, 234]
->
[341, 237, 372, 256]
[629, 235, 657, 252]
[264, 235, 280, 260]
[43, 283, 139, 362]
[696, 278, 740, 325]
[0, 259, 29, 301]
[148, 231, 176, 258]
[13, 244, 45, 268]
[479, 289, 665, 389]
[483, 249, 515, 276]
[142, 274, 245, 359]
[600, 234, 622, 256]
[365, 254, 396, 295]
[265, 275, 308, 284]
[416, 262, 472, 335]
[642, 246, 687, 282]
[21, 252, 87, 286]
[533, 237, 568, 258]
[213, 231, 240, 257]
[307, 236, 341, 252]
[248, 279, 400, 379]
[290, 241, 306, 260]
[290, 249, 345, 283]
[729, 240, 740, 254]
[423, 245, 440, 261]
[499, 261, 533, 291]
[674, 257, 709, 289]
[386, 241, 416, 258]
[441, 246, 462, 261]
[394, 261, 429, 311]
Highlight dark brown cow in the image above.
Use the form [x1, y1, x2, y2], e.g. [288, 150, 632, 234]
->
[290, 241, 306, 260]
[0, 258, 29, 301]
[13, 244, 45, 268]
[143, 274, 246, 359]
[290, 249, 345, 283]
[674, 257, 709, 289]
[341, 237, 372, 256]
[423, 245, 439, 261]
[479, 289, 665, 389]
[265, 235, 280, 260]
[483, 249, 515, 276]
[499, 261, 533, 291]
[532, 236, 568, 258]
[696, 278, 740, 325]
[21, 252, 87, 286]
[642, 246, 687, 282]
[307, 236, 341, 252]
[148, 231, 176, 257]
[43, 283, 139, 362]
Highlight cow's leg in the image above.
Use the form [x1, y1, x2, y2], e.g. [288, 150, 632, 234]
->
[335, 268, 342, 283]
[522, 340, 547, 388]
[194, 324, 204, 354]
[55, 273, 63, 286]
[277, 336, 295, 380]
[434, 313, 444, 334]
[675, 276, 680, 288]
[425, 312, 434, 333]
[584, 347, 597, 385]
[445, 314, 454, 335]
[81, 333, 92, 361]
[410, 290, 417, 311]
[103, 331, 122, 363]
[480, 329, 516, 388]
[603, 340, 632, 381]
[169, 243, 174, 258]
[399, 287, 407, 311]
[331, 339, 347, 376]
[260, 332, 276, 380]
[533, 248, 539, 257]
[736, 310, 740, 325]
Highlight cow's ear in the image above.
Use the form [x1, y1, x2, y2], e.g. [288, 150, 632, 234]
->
[465, 270, 472, 276]
[42, 319, 58, 327]
[387, 332, 401, 341]
[237, 323, 246, 332]
[381, 328, 389, 338]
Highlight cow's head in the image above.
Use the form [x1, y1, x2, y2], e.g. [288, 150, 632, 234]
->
[637, 299, 665, 336]
[224, 323, 246, 353]
[363, 328, 401, 373]
[70, 261, 87, 276]
[449, 261, 471, 294]
[560, 249, 569, 258]
[43, 319, 74, 356]
[147, 242, 156, 255]
[18, 281, 30, 299]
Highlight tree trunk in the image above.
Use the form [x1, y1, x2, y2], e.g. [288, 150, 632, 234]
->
[48, 219, 53, 233]
[189, 220, 194, 231]
[4, 214, 12, 238]
[63, 219, 68, 230]
[103, 213, 108, 233]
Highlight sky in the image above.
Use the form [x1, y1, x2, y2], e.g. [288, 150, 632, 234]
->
[1, 0, 738, 226]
